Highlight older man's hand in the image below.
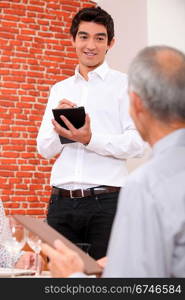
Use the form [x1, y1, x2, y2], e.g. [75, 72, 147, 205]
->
[42, 240, 85, 277]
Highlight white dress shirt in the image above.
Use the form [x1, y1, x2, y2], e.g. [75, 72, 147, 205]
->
[37, 62, 144, 189]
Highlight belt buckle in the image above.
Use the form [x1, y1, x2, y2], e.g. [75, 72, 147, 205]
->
[69, 189, 84, 199]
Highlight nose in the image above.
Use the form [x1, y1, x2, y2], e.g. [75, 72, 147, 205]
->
[86, 38, 96, 50]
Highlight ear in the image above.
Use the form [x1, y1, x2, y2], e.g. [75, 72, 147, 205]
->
[129, 91, 144, 116]
[107, 37, 115, 51]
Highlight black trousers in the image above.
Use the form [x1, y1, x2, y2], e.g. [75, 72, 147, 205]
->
[47, 191, 119, 259]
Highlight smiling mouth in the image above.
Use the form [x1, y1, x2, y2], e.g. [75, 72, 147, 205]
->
[84, 52, 97, 56]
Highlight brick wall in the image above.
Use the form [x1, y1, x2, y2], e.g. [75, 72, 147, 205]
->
[0, 0, 95, 216]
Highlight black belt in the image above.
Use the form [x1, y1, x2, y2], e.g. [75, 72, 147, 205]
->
[52, 186, 120, 199]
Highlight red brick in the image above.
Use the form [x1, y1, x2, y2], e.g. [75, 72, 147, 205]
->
[0, 2, 11, 8]
[11, 139, 26, 145]
[16, 184, 28, 190]
[27, 71, 43, 78]
[38, 19, 49, 25]
[27, 5, 44, 12]
[4, 203, 20, 208]
[0, 138, 10, 144]
[40, 197, 49, 203]
[4, 9, 26, 16]
[3, 132, 20, 138]
[32, 178, 45, 184]
[10, 210, 26, 214]
[30, 184, 42, 190]
[38, 166, 52, 172]
[2, 152, 20, 158]
[28, 159, 40, 165]
[2, 82, 20, 88]
[20, 165, 35, 171]
[3, 145, 25, 151]
[29, 24, 40, 30]
[62, 5, 77, 12]
[9, 178, 22, 184]
[0, 178, 7, 184]
[64, 1, 81, 7]
[27, 127, 38, 132]
[44, 38, 59, 45]
[26, 209, 45, 215]
[21, 17, 35, 23]
[11, 3, 26, 10]
[21, 153, 35, 159]
[27, 146, 36, 152]
[29, 203, 45, 208]
[27, 196, 38, 202]
[47, 3, 60, 9]
[12, 126, 26, 131]
[28, 91, 40, 97]
[0, 171, 14, 177]
[26, 139, 37, 145]
[16, 172, 33, 178]
[17, 35, 33, 41]
[1, 88, 15, 94]
[3, 75, 25, 82]
[0, 184, 11, 189]
[16, 102, 32, 108]
[0, 32, 15, 39]
[1, 159, 17, 164]
[1, 195, 10, 201]
[0, 165, 18, 171]
[2, 190, 12, 195]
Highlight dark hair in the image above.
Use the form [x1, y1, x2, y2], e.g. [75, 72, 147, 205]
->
[70, 6, 114, 45]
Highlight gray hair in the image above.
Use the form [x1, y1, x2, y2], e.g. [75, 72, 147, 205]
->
[128, 45, 185, 122]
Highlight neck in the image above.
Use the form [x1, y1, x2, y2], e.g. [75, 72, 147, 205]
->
[147, 120, 185, 146]
[78, 62, 103, 80]
[79, 65, 94, 80]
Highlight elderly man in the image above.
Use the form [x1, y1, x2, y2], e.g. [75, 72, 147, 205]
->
[42, 45, 185, 277]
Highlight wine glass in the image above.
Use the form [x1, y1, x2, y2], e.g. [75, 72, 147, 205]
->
[0, 216, 26, 275]
[27, 230, 42, 276]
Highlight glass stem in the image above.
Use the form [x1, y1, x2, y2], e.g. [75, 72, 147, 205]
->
[35, 252, 40, 276]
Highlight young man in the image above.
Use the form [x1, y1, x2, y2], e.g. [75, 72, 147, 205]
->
[37, 7, 144, 259]
[42, 45, 185, 277]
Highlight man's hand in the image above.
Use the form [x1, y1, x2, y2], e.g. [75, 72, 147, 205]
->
[52, 113, 92, 145]
[56, 99, 77, 109]
[15, 251, 44, 272]
[42, 239, 84, 278]
[53, 99, 91, 145]
[97, 256, 107, 269]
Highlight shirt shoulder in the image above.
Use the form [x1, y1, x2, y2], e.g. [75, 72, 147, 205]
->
[126, 148, 185, 212]
[51, 75, 75, 91]
[108, 68, 128, 82]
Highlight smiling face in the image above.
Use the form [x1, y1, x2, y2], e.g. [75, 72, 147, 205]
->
[72, 21, 114, 77]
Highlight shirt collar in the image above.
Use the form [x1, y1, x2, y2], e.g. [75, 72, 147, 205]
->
[153, 128, 185, 156]
[74, 61, 110, 81]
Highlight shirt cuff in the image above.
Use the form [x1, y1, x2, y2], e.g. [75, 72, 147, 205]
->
[68, 272, 88, 278]
[85, 133, 104, 152]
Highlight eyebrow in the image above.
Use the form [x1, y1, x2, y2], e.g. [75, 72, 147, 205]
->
[78, 31, 107, 37]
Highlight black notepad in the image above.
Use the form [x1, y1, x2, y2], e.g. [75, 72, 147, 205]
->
[52, 106, 85, 144]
